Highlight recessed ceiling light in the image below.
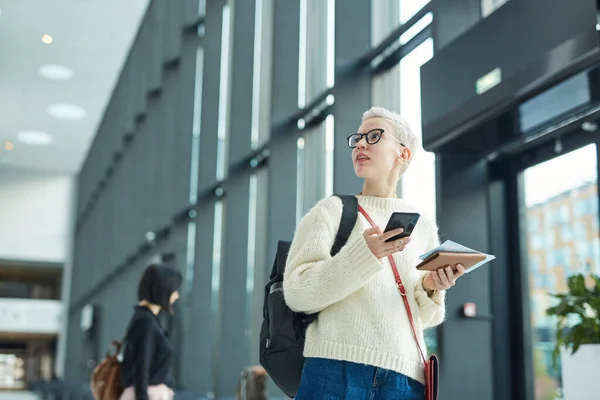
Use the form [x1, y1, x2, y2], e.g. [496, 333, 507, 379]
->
[39, 65, 74, 81]
[4, 142, 14, 151]
[42, 34, 53, 44]
[17, 130, 53, 146]
[582, 121, 598, 132]
[47, 103, 87, 120]
[0, 8, 3, 17]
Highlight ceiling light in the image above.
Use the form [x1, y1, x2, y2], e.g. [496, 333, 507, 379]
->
[4, 142, 14, 151]
[0, 8, 3, 17]
[42, 34, 53, 44]
[582, 121, 598, 132]
[17, 130, 53, 146]
[47, 103, 87, 120]
[39, 65, 74, 81]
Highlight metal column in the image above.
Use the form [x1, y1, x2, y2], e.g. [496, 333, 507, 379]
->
[216, 0, 257, 396]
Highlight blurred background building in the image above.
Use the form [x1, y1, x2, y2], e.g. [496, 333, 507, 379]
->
[0, 0, 599, 399]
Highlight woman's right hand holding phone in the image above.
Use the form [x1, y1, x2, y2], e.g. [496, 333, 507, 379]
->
[363, 226, 411, 259]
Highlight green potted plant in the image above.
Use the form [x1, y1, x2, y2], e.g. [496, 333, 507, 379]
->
[545, 273, 600, 399]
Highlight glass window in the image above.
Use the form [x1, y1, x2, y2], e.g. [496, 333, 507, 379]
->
[299, 0, 332, 107]
[399, 38, 436, 221]
[481, 0, 509, 18]
[399, 36, 437, 354]
[559, 205, 570, 223]
[591, 239, 600, 274]
[399, 12, 433, 45]
[400, 0, 430, 24]
[530, 234, 543, 250]
[575, 241, 592, 269]
[545, 231, 555, 248]
[520, 144, 598, 399]
[216, 4, 232, 181]
[574, 199, 587, 217]
[534, 274, 546, 289]
[591, 195, 599, 214]
[562, 247, 572, 267]
[528, 256, 540, 272]
[560, 226, 573, 242]
[527, 216, 540, 232]
[574, 221, 587, 240]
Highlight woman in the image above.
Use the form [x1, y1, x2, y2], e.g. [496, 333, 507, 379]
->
[283, 107, 466, 399]
[120, 263, 182, 400]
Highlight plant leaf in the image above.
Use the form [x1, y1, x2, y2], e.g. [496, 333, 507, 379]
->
[568, 274, 586, 296]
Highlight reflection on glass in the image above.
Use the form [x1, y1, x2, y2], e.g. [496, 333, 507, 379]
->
[326, 0, 335, 88]
[216, 4, 231, 181]
[189, 47, 204, 204]
[325, 115, 334, 196]
[399, 37, 438, 355]
[481, 0, 509, 18]
[296, 137, 305, 224]
[399, 12, 432, 45]
[521, 144, 599, 400]
[247, 174, 258, 330]
[298, 0, 308, 108]
[251, 0, 264, 149]
[212, 200, 224, 314]
[400, 0, 430, 24]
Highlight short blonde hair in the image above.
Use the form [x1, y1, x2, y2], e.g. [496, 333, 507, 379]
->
[362, 107, 419, 159]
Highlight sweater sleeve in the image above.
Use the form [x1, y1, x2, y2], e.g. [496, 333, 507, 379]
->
[414, 217, 446, 329]
[283, 196, 384, 314]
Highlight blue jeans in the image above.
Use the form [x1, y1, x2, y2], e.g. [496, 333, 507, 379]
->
[296, 358, 424, 400]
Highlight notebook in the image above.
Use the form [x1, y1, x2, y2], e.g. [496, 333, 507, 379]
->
[416, 251, 487, 272]
[416, 240, 496, 273]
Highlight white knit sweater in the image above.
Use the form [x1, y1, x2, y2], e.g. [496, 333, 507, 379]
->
[283, 195, 445, 384]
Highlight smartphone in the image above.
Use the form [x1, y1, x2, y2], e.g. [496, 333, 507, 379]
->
[383, 212, 420, 242]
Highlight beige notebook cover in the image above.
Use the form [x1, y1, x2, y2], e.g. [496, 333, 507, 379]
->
[416, 251, 487, 272]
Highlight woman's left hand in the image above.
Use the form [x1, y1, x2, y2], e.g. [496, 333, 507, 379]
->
[422, 264, 466, 291]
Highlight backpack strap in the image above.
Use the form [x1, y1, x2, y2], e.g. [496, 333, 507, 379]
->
[330, 194, 358, 256]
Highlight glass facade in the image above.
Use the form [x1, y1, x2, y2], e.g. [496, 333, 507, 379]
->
[521, 144, 599, 400]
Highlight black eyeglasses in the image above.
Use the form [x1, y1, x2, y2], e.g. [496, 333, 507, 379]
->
[347, 129, 405, 148]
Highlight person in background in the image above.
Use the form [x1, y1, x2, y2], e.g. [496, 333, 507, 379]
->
[119, 263, 182, 400]
[283, 107, 466, 399]
[236, 366, 269, 400]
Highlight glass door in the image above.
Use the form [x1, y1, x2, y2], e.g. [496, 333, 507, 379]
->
[519, 144, 599, 400]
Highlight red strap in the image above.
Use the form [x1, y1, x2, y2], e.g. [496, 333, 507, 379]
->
[358, 205, 427, 366]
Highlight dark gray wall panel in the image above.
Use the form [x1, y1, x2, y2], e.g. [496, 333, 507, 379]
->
[163, 0, 184, 62]
[432, 0, 481, 50]
[436, 155, 495, 400]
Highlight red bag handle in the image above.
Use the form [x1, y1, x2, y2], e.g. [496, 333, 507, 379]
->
[358, 205, 427, 366]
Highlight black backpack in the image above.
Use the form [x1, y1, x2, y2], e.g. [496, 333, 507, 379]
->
[259, 194, 358, 398]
